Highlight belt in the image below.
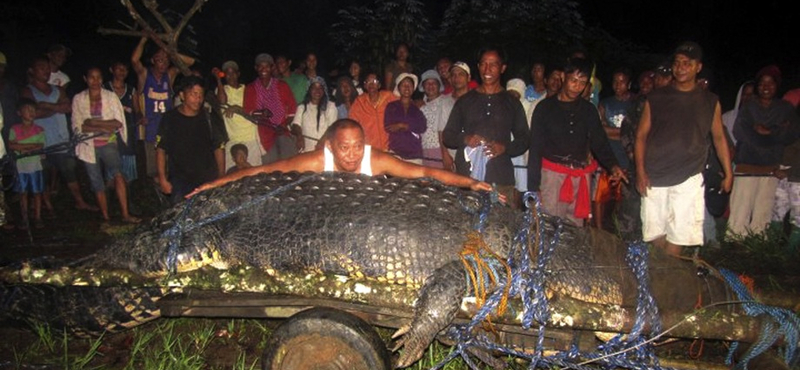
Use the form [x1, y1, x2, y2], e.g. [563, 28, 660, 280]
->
[543, 156, 589, 169]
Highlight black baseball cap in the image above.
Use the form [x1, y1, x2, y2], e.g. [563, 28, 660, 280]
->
[673, 41, 703, 62]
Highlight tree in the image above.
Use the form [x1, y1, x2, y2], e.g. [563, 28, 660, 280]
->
[329, 0, 430, 74]
[97, 0, 207, 76]
[436, 0, 585, 74]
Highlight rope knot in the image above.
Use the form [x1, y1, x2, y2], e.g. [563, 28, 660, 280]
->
[459, 231, 512, 330]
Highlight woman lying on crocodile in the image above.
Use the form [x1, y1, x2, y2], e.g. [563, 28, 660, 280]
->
[188, 118, 498, 198]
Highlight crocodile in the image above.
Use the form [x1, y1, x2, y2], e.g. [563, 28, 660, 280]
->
[0, 171, 740, 368]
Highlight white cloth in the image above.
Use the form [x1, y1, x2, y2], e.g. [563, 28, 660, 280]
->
[641, 173, 705, 245]
[465, 144, 488, 181]
[323, 144, 372, 175]
[293, 101, 338, 151]
[437, 95, 456, 159]
[721, 81, 752, 146]
[420, 95, 447, 150]
[773, 178, 800, 227]
[71, 89, 127, 164]
[48, 70, 70, 87]
[511, 92, 533, 192]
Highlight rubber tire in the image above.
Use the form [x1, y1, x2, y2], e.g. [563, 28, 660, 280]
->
[261, 307, 392, 370]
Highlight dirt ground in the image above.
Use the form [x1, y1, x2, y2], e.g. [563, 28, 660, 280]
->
[1, 175, 798, 369]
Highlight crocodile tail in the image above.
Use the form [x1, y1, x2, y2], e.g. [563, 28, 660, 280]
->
[393, 260, 466, 368]
[0, 284, 167, 336]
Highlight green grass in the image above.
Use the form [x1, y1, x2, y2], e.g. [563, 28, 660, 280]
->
[3, 318, 275, 370]
[3, 318, 495, 370]
[705, 223, 799, 277]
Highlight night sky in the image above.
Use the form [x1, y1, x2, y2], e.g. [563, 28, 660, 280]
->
[1, 0, 796, 109]
[578, 0, 799, 107]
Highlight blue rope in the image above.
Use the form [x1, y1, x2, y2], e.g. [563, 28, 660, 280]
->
[156, 177, 799, 369]
[163, 196, 196, 274]
[599, 241, 662, 366]
[161, 173, 321, 274]
[431, 191, 681, 370]
[719, 268, 800, 369]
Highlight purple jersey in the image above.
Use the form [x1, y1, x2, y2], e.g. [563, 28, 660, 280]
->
[143, 70, 172, 143]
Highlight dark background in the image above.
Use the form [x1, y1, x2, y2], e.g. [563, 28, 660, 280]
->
[1, 0, 796, 110]
[579, 0, 799, 109]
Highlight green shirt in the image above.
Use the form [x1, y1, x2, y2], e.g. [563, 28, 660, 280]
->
[281, 73, 309, 105]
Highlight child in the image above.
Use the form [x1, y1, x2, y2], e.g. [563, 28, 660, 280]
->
[226, 143, 252, 175]
[8, 99, 47, 229]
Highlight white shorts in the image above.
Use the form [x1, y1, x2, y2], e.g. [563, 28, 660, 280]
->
[641, 173, 705, 246]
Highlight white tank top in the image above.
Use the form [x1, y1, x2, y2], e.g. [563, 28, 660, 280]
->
[323, 144, 372, 176]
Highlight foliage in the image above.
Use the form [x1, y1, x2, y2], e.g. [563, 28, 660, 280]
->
[5, 318, 478, 369]
[3, 318, 271, 369]
[711, 226, 800, 276]
[435, 0, 585, 72]
[330, 0, 431, 73]
[328, 0, 644, 83]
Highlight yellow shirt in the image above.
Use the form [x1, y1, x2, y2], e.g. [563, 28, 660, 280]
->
[220, 85, 258, 143]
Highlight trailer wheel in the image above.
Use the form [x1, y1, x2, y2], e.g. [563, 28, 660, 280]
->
[262, 307, 392, 370]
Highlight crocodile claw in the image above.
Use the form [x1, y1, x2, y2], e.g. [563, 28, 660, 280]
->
[392, 261, 466, 368]
[391, 324, 411, 340]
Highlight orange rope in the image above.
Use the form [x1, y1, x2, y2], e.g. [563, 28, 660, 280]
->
[688, 290, 705, 359]
[459, 231, 513, 331]
[738, 273, 757, 296]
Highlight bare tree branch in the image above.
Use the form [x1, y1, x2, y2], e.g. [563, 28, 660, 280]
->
[120, 0, 155, 34]
[173, 0, 206, 43]
[142, 0, 173, 34]
[99, 0, 208, 76]
[97, 28, 155, 38]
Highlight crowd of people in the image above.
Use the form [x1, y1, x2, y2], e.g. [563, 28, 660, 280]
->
[1, 39, 799, 257]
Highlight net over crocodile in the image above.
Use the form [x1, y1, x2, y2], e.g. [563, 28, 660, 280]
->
[1, 171, 797, 369]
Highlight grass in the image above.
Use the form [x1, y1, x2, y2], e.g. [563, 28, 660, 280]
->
[4, 318, 483, 369]
[3, 318, 275, 369]
[703, 221, 799, 279]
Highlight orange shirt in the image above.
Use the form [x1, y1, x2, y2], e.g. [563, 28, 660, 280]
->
[348, 90, 397, 151]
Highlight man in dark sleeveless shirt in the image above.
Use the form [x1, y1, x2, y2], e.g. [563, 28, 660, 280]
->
[635, 41, 732, 257]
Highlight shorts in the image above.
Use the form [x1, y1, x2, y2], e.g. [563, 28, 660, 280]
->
[14, 171, 45, 194]
[641, 173, 705, 246]
[118, 154, 138, 183]
[84, 143, 122, 192]
[43, 152, 78, 183]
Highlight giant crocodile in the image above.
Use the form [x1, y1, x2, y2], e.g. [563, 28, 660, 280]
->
[0, 171, 794, 368]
